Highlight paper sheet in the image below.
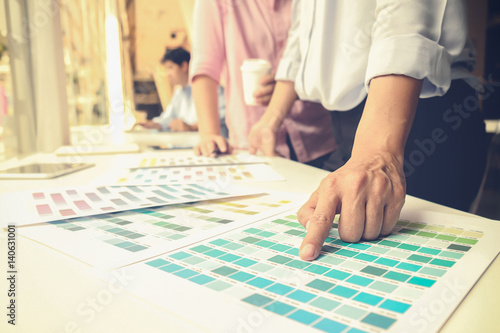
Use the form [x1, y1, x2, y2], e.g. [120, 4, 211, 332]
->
[97, 209, 500, 333]
[113, 152, 265, 168]
[1, 184, 259, 226]
[100, 163, 285, 186]
[16, 192, 305, 269]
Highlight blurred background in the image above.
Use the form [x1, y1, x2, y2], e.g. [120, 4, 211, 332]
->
[0, 0, 498, 218]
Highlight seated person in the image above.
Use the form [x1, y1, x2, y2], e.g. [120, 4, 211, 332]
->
[134, 47, 227, 135]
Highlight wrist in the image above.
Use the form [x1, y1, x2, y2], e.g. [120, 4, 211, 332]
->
[262, 108, 286, 132]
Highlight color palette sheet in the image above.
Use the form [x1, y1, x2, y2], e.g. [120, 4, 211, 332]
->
[0, 184, 258, 227]
[17, 192, 304, 269]
[101, 163, 284, 186]
[114, 152, 265, 168]
[106, 209, 500, 333]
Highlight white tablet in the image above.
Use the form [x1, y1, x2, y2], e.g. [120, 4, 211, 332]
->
[0, 163, 94, 179]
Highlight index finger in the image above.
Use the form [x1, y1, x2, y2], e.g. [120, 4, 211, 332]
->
[299, 192, 339, 261]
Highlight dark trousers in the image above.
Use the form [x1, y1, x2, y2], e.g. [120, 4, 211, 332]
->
[322, 79, 489, 212]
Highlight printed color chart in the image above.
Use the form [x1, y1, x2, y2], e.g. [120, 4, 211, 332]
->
[1, 184, 255, 226]
[18, 193, 300, 269]
[117, 210, 500, 333]
[115, 152, 264, 168]
[106, 164, 284, 186]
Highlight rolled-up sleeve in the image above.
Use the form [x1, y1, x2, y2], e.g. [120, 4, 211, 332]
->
[189, 0, 226, 83]
[365, 0, 467, 97]
[275, 0, 302, 82]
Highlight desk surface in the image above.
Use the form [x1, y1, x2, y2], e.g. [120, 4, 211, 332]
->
[0, 150, 498, 333]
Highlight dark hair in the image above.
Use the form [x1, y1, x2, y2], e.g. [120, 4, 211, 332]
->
[161, 47, 190, 66]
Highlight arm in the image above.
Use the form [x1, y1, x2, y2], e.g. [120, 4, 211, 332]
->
[297, 74, 422, 260]
[190, 0, 229, 156]
[192, 75, 230, 155]
[248, 80, 297, 156]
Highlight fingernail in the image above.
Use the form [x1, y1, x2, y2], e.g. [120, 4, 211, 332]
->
[301, 244, 317, 260]
[305, 220, 310, 230]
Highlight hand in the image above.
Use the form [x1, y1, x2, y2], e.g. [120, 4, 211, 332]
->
[253, 73, 276, 106]
[169, 119, 196, 132]
[133, 120, 161, 130]
[194, 135, 232, 157]
[248, 117, 279, 157]
[297, 151, 406, 261]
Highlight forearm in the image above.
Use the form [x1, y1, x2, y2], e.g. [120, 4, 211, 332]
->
[192, 75, 221, 137]
[262, 80, 298, 130]
[352, 75, 423, 162]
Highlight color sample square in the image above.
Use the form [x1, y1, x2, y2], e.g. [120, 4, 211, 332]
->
[241, 293, 273, 307]
[313, 318, 348, 333]
[396, 262, 422, 272]
[306, 279, 335, 292]
[265, 301, 296, 315]
[287, 309, 320, 325]
[379, 299, 411, 314]
[310, 297, 341, 312]
[304, 264, 330, 275]
[268, 255, 293, 264]
[210, 239, 230, 246]
[353, 292, 383, 306]
[408, 276, 436, 287]
[383, 271, 410, 282]
[369, 281, 398, 293]
[246, 277, 274, 288]
[361, 312, 396, 329]
[408, 254, 432, 263]
[234, 258, 258, 267]
[146, 258, 169, 268]
[323, 270, 351, 284]
[287, 290, 316, 303]
[375, 257, 399, 267]
[169, 252, 191, 260]
[329, 285, 358, 298]
[430, 258, 455, 268]
[270, 244, 293, 252]
[173, 269, 198, 279]
[229, 271, 255, 282]
[189, 274, 215, 285]
[205, 249, 226, 258]
[360, 265, 388, 277]
[336, 249, 359, 257]
[398, 243, 420, 251]
[212, 266, 238, 276]
[266, 283, 294, 296]
[355, 253, 378, 262]
[418, 247, 441, 255]
[218, 253, 241, 262]
[334, 304, 367, 320]
[286, 260, 311, 270]
[346, 275, 373, 287]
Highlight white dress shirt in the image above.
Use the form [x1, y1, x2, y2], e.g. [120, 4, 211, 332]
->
[276, 0, 477, 111]
[154, 85, 225, 131]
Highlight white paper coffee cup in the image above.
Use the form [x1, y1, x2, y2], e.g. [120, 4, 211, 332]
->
[240, 59, 272, 106]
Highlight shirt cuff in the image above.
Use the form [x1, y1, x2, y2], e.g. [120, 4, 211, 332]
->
[365, 34, 453, 98]
[275, 57, 300, 82]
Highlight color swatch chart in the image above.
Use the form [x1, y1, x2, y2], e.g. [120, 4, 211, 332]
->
[115, 152, 264, 168]
[18, 193, 299, 269]
[118, 210, 500, 333]
[106, 164, 284, 186]
[1, 184, 252, 226]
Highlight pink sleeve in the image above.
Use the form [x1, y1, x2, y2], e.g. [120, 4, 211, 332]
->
[189, 0, 226, 84]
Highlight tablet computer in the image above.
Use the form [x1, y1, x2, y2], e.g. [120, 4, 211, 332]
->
[0, 163, 94, 179]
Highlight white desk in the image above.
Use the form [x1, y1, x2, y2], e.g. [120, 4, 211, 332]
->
[0, 151, 498, 333]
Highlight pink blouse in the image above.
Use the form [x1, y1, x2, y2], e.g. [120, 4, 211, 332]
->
[190, 0, 335, 162]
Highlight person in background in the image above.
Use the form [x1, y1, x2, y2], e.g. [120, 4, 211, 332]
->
[135, 47, 227, 136]
[249, 0, 488, 261]
[190, 0, 336, 165]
